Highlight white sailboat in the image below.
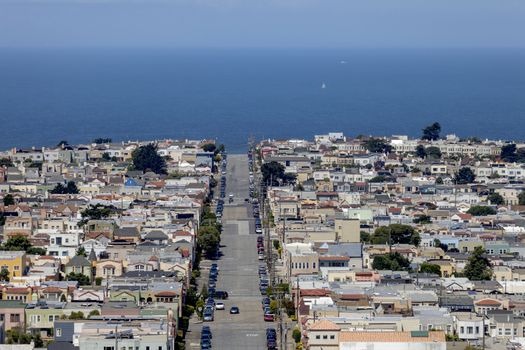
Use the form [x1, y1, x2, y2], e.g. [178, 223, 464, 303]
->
[321, 82, 326, 89]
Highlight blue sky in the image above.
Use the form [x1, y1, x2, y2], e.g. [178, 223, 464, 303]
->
[1, 0, 524, 48]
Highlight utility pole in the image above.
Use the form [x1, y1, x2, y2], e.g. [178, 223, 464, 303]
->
[482, 314, 485, 350]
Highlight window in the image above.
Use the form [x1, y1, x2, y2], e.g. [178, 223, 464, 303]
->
[315, 335, 320, 340]
[323, 335, 328, 340]
[158, 347, 163, 350]
[460, 327, 464, 334]
[475, 326, 479, 334]
[56, 329, 62, 337]
[505, 328, 512, 336]
[498, 328, 502, 336]
[49, 315, 54, 322]
[330, 335, 335, 340]
[467, 327, 473, 334]
[14, 265, 20, 270]
[103, 347, 114, 350]
[10, 314, 20, 322]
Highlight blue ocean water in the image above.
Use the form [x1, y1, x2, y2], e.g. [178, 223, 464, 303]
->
[0, 48, 524, 153]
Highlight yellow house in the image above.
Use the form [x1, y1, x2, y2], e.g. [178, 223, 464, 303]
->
[0, 251, 26, 280]
[427, 259, 455, 277]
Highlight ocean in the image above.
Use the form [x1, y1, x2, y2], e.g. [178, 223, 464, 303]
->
[0, 48, 524, 153]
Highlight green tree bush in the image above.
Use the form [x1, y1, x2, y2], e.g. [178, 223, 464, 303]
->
[464, 246, 492, 280]
[132, 144, 166, 174]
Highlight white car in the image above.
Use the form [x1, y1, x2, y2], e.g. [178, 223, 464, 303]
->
[215, 302, 225, 310]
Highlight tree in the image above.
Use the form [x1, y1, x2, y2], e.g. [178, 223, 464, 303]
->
[132, 144, 166, 174]
[200, 284, 209, 301]
[26, 247, 47, 255]
[33, 334, 44, 348]
[372, 253, 411, 271]
[88, 310, 100, 318]
[76, 246, 87, 257]
[0, 268, 9, 282]
[425, 146, 442, 159]
[433, 238, 448, 252]
[519, 192, 525, 205]
[419, 262, 441, 276]
[2, 235, 31, 251]
[501, 144, 517, 162]
[93, 138, 112, 144]
[101, 152, 111, 161]
[0, 158, 14, 167]
[421, 122, 441, 141]
[369, 175, 391, 183]
[79, 204, 115, 226]
[68, 311, 85, 320]
[269, 300, 279, 314]
[261, 161, 296, 186]
[455, 167, 476, 184]
[415, 145, 426, 159]
[202, 143, 216, 153]
[363, 138, 392, 153]
[6, 328, 32, 344]
[50, 181, 79, 194]
[360, 231, 371, 243]
[197, 226, 220, 256]
[57, 140, 69, 148]
[372, 224, 421, 246]
[66, 272, 90, 285]
[488, 192, 504, 205]
[467, 205, 497, 216]
[464, 246, 492, 280]
[413, 215, 432, 224]
[3, 194, 15, 206]
[292, 327, 302, 344]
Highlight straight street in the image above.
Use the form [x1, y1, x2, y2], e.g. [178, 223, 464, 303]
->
[187, 154, 270, 349]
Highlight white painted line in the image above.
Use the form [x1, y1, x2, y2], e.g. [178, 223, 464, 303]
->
[246, 333, 259, 337]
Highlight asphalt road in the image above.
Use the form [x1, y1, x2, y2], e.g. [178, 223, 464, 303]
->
[188, 154, 271, 350]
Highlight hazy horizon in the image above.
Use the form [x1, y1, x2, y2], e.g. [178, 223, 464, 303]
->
[1, 0, 524, 49]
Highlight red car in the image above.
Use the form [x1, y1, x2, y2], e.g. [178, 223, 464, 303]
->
[264, 313, 275, 322]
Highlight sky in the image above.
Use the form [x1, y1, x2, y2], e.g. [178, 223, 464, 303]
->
[0, 0, 524, 49]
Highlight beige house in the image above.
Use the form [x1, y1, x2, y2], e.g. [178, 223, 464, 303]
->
[95, 260, 123, 278]
[458, 240, 484, 253]
[307, 319, 341, 350]
[334, 218, 360, 243]
[286, 243, 319, 277]
[493, 266, 512, 281]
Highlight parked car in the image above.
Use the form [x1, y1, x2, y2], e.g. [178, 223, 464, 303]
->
[264, 313, 275, 322]
[203, 310, 214, 322]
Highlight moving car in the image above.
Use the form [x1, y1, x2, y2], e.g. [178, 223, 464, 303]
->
[230, 306, 240, 314]
[215, 302, 225, 310]
[214, 290, 229, 300]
